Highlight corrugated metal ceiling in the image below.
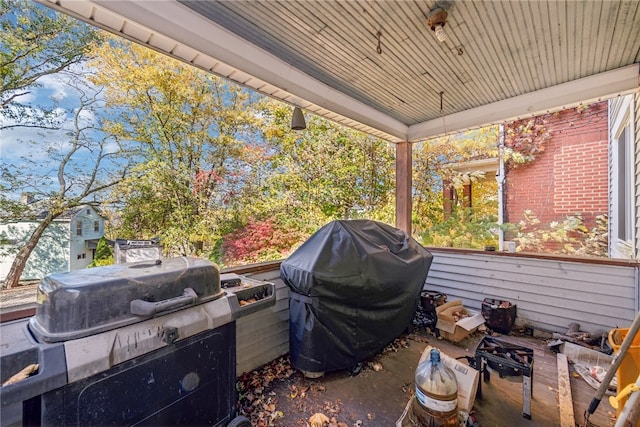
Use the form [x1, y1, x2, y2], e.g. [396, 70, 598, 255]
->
[40, 0, 640, 142]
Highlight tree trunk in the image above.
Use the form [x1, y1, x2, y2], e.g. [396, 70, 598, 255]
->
[3, 214, 54, 289]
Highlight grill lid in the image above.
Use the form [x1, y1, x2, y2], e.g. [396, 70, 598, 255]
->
[29, 257, 223, 343]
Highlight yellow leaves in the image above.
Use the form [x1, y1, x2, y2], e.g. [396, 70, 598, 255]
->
[1, 364, 39, 386]
[309, 413, 329, 427]
[289, 385, 310, 400]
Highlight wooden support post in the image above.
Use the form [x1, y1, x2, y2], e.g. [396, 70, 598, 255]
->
[557, 353, 576, 427]
[443, 180, 455, 220]
[462, 183, 472, 208]
[395, 141, 412, 235]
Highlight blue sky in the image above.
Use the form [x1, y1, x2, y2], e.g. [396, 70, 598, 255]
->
[2, 72, 82, 162]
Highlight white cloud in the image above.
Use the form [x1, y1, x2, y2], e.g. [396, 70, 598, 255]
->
[40, 74, 72, 102]
[77, 108, 97, 128]
[1, 70, 104, 163]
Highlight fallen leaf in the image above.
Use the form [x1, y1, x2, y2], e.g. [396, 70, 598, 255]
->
[309, 412, 330, 427]
[2, 364, 39, 386]
[370, 362, 383, 372]
[300, 386, 310, 398]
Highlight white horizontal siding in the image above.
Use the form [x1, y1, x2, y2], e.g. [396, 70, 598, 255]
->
[233, 252, 639, 374]
[235, 268, 289, 375]
[425, 250, 639, 333]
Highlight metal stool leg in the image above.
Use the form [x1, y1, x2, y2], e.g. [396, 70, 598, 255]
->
[523, 373, 532, 419]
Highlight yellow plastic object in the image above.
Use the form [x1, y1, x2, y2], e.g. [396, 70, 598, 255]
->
[609, 383, 640, 409]
[608, 328, 640, 417]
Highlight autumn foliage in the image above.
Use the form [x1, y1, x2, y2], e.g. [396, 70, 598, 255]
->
[221, 218, 306, 266]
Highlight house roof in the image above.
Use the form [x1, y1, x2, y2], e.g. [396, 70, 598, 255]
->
[33, 205, 104, 221]
[38, 0, 640, 143]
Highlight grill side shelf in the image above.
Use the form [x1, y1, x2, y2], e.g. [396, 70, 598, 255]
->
[226, 277, 276, 319]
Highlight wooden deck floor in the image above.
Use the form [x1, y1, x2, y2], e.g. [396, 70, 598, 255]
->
[241, 330, 616, 427]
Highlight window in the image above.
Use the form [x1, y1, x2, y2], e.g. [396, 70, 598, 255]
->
[610, 95, 635, 258]
[86, 209, 90, 215]
[76, 221, 82, 236]
[94, 221, 100, 233]
[617, 129, 630, 241]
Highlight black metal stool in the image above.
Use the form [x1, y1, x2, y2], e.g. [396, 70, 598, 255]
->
[474, 336, 534, 419]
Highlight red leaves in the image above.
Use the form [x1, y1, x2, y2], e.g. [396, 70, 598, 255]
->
[221, 217, 304, 265]
[504, 115, 552, 166]
[192, 169, 222, 194]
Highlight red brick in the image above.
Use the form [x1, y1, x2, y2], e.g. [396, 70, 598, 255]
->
[505, 101, 608, 231]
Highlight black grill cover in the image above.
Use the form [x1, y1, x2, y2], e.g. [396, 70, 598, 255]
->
[280, 219, 433, 374]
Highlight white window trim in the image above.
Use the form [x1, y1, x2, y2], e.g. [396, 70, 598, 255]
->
[610, 95, 635, 259]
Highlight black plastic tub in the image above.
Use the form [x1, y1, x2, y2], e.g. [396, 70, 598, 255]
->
[481, 298, 517, 335]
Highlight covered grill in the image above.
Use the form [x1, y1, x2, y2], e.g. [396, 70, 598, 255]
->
[1, 257, 274, 427]
[280, 220, 432, 375]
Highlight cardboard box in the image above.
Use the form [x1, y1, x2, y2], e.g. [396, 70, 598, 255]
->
[436, 300, 485, 343]
[419, 346, 479, 412]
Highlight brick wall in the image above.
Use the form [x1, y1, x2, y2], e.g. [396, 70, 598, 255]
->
[505, 101, 609, 232]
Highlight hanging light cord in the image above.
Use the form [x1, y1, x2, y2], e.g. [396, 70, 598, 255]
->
[439, 91, 448, 136]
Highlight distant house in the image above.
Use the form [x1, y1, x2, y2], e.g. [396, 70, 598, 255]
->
[0, 205, 105, 281]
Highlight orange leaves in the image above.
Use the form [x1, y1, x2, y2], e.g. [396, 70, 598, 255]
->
[236, 356, 294, 426]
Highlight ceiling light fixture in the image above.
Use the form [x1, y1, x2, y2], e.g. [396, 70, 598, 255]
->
[427, 6, 448, 43]
[291, 106, 306, 130]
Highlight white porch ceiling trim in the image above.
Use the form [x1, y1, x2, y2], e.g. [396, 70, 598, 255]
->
[40, 1, 640, 145]
[408, 64, 640, 142]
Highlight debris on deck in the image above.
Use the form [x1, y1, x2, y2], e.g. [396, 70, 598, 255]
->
[552, 322, 609, 349]
[560, 342, 616, 394]
[436, 300, 485, 343]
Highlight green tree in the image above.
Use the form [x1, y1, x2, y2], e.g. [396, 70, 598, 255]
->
[88, 236, 113, 267]
[1, 0, 101, 128]
[90, 37, 265, 256]
[259, 101, 396, 229]
[413, 127, 500, 247]
[210, 100, 397, 266]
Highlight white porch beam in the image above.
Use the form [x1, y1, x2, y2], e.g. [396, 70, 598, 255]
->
[408, 64, 640, 142]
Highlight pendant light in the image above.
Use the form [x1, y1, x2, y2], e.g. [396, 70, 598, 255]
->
[291, 106, 306, 130]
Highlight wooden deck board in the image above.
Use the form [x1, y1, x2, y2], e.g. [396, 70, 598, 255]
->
[260, 330, 617, 427]
[557, 353, 576, 427]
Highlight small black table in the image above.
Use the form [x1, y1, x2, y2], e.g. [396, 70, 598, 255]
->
[474, 336, 534, 419]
